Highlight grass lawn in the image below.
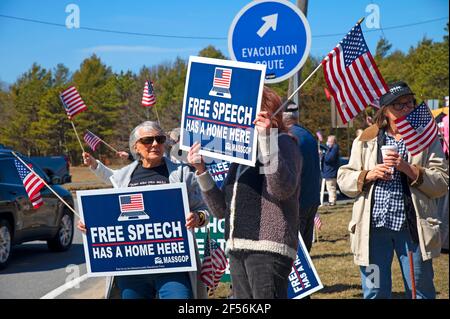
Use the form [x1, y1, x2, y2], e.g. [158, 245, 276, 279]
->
[307, 203, 448, 299]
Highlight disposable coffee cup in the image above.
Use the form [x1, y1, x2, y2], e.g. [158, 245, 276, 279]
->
[381, 145, 398, 158]
[381, 145, 398, 178]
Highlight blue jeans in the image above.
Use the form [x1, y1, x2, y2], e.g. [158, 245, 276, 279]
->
[360, 227, 435, 299]
[116, 272, 192, 299]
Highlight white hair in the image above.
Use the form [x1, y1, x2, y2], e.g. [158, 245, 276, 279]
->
[129, 121, 165, 160]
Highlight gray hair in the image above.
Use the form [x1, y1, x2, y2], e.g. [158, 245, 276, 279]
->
[282, 111, 299, 122]
[129, 121, 165, 160]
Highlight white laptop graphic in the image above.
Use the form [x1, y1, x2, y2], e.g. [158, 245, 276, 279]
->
[209, 67, 232, 99]
[117, 193, 149, 221]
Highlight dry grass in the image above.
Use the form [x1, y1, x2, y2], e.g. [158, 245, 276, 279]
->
[310, 204, 449, 299]
[210, 204, 449, 299]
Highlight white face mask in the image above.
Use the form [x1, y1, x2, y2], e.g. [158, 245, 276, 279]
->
[326, 142, 332, 148]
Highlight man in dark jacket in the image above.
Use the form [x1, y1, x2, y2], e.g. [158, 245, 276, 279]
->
[322, 135, 340, 206]
[283, 101, 321, 252]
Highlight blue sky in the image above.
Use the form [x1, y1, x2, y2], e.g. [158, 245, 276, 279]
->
[0, 0, 448, 84]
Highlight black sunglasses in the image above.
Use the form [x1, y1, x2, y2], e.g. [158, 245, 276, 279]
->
[138, 136, 166, 145]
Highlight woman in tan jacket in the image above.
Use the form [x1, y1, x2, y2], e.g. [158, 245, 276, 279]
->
[337, 81, 448, 299]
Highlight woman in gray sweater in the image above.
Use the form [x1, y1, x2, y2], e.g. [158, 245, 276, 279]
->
[188, 86, 302, 298]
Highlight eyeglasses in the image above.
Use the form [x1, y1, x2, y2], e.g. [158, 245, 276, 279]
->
[138, 136, 166, 145]
[391, 99, 415, 111]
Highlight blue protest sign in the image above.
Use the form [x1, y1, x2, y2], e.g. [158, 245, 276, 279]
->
[179, 56, 266, 167]
[205, 159, 230, 189]
[77, 183, 197, 277]
[228, 0, 311, 83]
[288, 233, 323, 298]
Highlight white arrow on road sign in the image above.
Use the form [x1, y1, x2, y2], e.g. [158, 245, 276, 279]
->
[256, 13, 278, 38]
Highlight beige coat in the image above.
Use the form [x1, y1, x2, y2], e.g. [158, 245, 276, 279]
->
[337, 125, 449, 266]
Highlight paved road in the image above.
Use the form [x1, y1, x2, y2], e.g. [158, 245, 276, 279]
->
[0, 201, 104, 299]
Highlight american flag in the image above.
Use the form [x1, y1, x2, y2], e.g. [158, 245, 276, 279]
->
[142, 81, 156, 107]
[14, 159, 45, 209]
[119, 194, 144, 213]
[83, 130, 102, 152]
[213, 68, 232, 88]
[322, 23, 388, 124]
[60, 86, 88, 119]
[200, 234, 228, 293]
[394, 102, 439, 156]
[314, 214, 322, 231]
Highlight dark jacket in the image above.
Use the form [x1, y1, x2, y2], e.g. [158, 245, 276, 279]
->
[322, 144, 340, 179]
[289, 124, 321, 209]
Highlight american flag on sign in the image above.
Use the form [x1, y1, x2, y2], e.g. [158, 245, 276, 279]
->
[14, 159, 45, 209]
[394, 102, 439, 156]
[83, 130, 102, 152]
[213, 68, 232, 88]
[314, 214, 322, 231]
[119, 194, 145, 213]
[60, 86, 88, 119]
[200, 233, 228, 294]
[142, 81, 156, 107]
[322, 23, 388, 124]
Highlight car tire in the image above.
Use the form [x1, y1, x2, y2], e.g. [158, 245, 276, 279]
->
[0, 219, 12, 270]
[47, 211, 74, 252]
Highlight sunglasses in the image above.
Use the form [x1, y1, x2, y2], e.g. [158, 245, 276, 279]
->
[391, 99, 416, 111]
[138, 136, 166, 145]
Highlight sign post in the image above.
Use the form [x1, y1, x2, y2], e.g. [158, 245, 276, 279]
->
[228, 0, 311, 84]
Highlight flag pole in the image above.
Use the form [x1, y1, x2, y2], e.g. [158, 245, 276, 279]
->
[70, 121, 85, 153]
[271, 17, 366, 119]
[406, 241, 417, 299]
[86, 130, 120, 153]
[271, 63, 323, 119]
[153, 105, 161, 125]
[11, 151, 79, 218]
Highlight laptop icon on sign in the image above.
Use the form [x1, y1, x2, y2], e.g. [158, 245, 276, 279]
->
[209, 67, 232, 99]
[117, 193, 149, 221]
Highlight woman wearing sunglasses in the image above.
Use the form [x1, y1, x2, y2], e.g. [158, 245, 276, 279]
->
[79, 121, 210, 299]
[337, 81, 448, 299]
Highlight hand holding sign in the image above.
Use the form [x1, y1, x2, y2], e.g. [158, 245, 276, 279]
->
[253, 111, 274, 135]
[187, 142, 207, 174]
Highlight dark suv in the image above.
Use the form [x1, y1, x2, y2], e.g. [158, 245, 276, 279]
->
[0, 148, 75, 269]
[30, 155, 72, 184]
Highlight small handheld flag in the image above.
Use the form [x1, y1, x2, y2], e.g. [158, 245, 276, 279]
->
[60, 86, 88, 119]
[142, 81, 156, 107]
[394, 102, 439, 156]
[314, 214, 322, 231]
[83, 131, 102, 152]
[14, 159, 45, 209]
[200, 233, 228, 294]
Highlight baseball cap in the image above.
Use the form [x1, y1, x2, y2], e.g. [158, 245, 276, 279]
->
[283, 99, 298, 112]
[380, 81, 415, 107]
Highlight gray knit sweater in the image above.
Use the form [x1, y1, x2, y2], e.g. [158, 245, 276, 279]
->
[197, 134, 302, 260]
